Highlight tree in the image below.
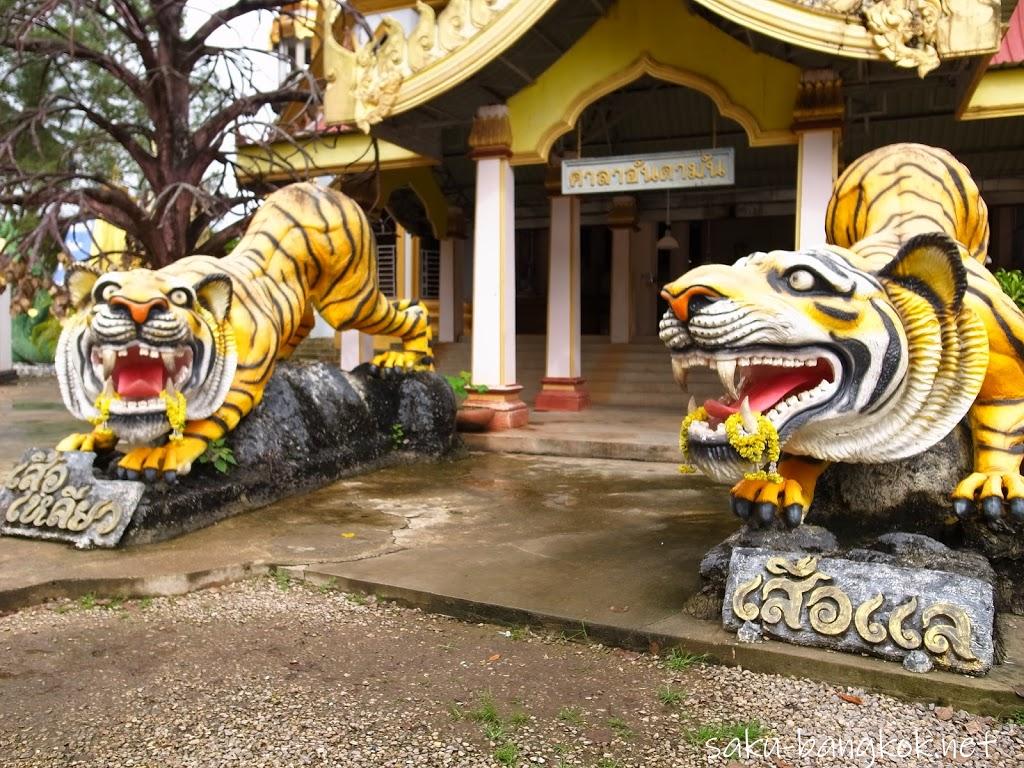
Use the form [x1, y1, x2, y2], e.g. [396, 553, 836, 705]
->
[0, 0, 321, 274]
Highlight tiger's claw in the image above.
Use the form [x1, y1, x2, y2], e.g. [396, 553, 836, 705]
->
[951, 471, 1024, 526]
[731, 477, 811, 529]
[116, 441, 201, 483]
[56, 430, 118, 454]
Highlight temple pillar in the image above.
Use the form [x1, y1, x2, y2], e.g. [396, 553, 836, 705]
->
[0, 286, 14, 384]
[465, 105, 528, 429]
[793, 71, 844, 249]
[536, 161, 588, 411]
[339, 329, 374, 371]
[609, 196, 637, 345]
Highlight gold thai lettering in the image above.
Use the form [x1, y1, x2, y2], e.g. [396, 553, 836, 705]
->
[854, 593, 887, 643]
[732, 573, 762, 622]
[760, 571, 831, 630]
[922, 603, 978, 662]
[888, 597, 922, 650]
[3, 452, 123, 538]
[807, 585, 853, 635]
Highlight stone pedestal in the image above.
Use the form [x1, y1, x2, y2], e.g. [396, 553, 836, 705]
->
[534, 377, 591, 412]
[462, 386, 529, 430]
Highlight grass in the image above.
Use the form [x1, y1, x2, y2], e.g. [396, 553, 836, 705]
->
[596, 759, 622, 768]
[139, 596, 153, 610]
[493, 742, 519, 766]
[686, 719, 765, 747]
[317, 577, 338, 594]
[346, 592, 369, 606]
[657, 685, 683, 707]
[1006, 709, 1024, 726]
[665, 648, 709, 671]
[606, 716, 634, 739]
[558, 623, 589, 643]
[557, 706, 584, 726]
[508, 711, 530, 728]
[508, 625, 529, 641]
[271, 568, 290, 591]
[466, 695, 501, 726]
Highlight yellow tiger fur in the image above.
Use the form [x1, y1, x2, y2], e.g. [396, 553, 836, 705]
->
[661, 143, 1024, 528]
[56, 183, 432, 481]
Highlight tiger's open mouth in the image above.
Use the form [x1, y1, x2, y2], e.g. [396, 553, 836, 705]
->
[89, 342, 194, 414]
[673, 349, 839, 435]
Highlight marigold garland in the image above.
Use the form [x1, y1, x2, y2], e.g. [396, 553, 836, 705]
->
[678, 406, 783, 483]
[89, 393, 116, 439]
[160, 390, 188, 442]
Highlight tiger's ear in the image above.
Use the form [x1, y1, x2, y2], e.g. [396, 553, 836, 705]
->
[877, 233, 967, 316]
[194, 273, 233, 323]
[66, 264, 101, 308]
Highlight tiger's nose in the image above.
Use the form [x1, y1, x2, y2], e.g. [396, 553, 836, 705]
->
[108, 295, 169, 325]
[660, 284, 723, 322]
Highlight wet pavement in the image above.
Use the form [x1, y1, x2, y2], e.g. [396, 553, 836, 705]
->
[1, 375, 1023, 714]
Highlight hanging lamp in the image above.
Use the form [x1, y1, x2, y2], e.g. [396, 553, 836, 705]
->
[656, 188, 679, 251]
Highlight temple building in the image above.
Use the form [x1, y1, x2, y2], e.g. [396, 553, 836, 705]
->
[236, 0, 1024, 429]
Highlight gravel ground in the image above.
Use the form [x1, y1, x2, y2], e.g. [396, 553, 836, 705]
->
[0, 578, 1021, 768]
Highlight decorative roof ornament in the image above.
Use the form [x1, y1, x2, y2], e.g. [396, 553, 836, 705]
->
[862, 0, 942, 77]
[324, 0, 524, 132]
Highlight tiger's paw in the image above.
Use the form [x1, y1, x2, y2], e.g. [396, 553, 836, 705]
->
[951, 472, 1024, 524]
[370, 349, 434, 375]
[730, 477, 812, 529]
[114, 439, 205, 484]
[56, 430, 118, 454]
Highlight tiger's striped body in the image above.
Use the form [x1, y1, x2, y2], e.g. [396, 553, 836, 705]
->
[661, 144, 1024, 528]
[56, 183, 432, 481]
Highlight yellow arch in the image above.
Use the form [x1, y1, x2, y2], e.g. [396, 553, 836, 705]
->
[507, 0, 801, 165]
[378, 166, 449, 241]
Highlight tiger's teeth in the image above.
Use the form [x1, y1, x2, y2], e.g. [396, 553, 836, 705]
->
[740, 397, 758, 434]
[687, 396, 698, 415]
[100, 349, 116, 378]
[161, 350, 177, 374]
[671, 357, 689, 389]
[716, 359, 739, 401]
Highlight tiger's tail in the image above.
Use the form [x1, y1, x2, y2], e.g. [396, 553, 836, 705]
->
[825, 143, 989, 264]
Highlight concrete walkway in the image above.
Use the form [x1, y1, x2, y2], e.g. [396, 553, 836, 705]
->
[1, 376, 1022, 715]
[462, 405, 682, 462]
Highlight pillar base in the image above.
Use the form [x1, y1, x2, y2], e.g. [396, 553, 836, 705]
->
[0, 369, 17, 386]
[534, 377, 591, 412]
[459, 386, 530, 431]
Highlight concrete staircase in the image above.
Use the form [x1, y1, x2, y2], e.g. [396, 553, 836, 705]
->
[433, 335, 719, 409]
[292, 333, 721, 410]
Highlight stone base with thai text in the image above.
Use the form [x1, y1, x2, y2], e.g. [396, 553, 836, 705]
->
[723, 547, 995, 676]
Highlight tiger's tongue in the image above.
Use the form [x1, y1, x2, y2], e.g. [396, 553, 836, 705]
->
[704, 369, 815, 421]
[113, 358, 166, 399]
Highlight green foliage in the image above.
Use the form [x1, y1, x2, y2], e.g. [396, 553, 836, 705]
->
[444, 370, 489, 400]
[77, 593, 97, 610]
[664, 648, 708, 671]
[557, 706, 583, 726]
[686, 719, 765, 747]
[1006, 709, 1024, 726]
[657, 685, 683, 707]
[11, 289, 60, 363]
[390, 422, 407, 449]
[493, 743, 519, 766]
[995, 269, 1024, 312]
[270, 567, 291, 591]
[606, 716, 633, 739]
[198, 438, 237, 474]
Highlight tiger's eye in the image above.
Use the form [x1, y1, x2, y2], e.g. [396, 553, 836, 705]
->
[788, 270, 815, 291]
[169, 288, 191, 306]
[100, 284, 119, 302]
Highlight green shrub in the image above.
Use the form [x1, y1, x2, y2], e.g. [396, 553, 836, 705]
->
[12, 289, 61, 363]
[994, 269, 1024, 312]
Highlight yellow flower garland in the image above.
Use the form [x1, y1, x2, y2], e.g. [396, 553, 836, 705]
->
[89, 393, 116, 438]
[679, 406, 782, 483]
[160, 390, 188, 442]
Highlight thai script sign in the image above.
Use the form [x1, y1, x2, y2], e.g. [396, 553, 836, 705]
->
[723, 548, 994, 675]
[561, 148, 734, 194]
[1, 449, 143, 548]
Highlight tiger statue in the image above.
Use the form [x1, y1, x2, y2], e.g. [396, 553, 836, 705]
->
[660, 143, 1024, 529]
[55, 183, 432, 482]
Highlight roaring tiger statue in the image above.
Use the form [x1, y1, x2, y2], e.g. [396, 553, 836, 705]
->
[55, 183, 432, 482]
[660, 143, 1024, 529]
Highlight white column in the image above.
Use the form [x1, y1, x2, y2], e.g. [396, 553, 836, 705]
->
[795, 128, 839, 249]
[544, 195, 581, 378]
[401, 229, 415, 298]
[339, 329, 374, 371]
[452, 238, 465, 340]
[470, 153, 516, 389]
[631, 220, 658, 338]
[439, 238, 456, 343]
[0, 286, 12, 378]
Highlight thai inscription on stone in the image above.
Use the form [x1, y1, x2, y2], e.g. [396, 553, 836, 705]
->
[1, 449, 143, 548]
[722, 548, 994, 675]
